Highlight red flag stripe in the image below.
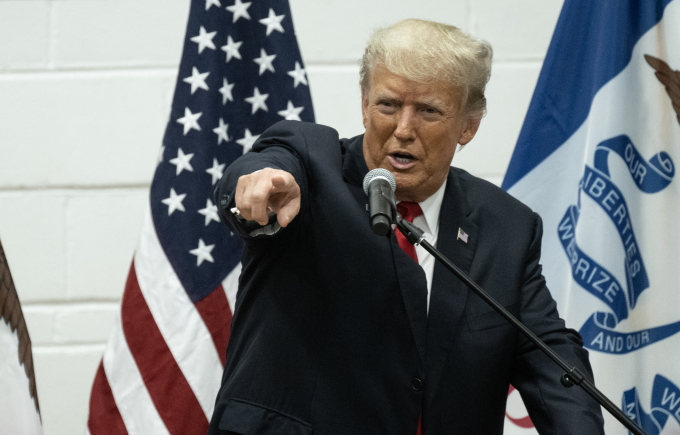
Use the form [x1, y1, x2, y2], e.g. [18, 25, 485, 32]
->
[88, 361, 128, 435]
[101, 301, 171, 434]
[134, 211, 223, 417]
[194, 285, 232, 366]
[122, 263, 208, 435]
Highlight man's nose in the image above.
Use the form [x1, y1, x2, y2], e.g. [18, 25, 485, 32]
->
[394, 108, 416, 142]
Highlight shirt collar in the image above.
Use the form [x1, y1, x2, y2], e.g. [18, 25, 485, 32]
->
[397, 179, 447, 236]
[418, 179, 447, 235]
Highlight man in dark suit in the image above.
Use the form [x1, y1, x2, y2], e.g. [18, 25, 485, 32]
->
[208, 19, 605, 435]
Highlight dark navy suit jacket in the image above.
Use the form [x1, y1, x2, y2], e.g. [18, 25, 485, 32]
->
[208, 121, 604, 435]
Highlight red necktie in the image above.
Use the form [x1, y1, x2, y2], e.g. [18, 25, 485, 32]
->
[396, 202, 423, 263]
[396, 202, 424, 434]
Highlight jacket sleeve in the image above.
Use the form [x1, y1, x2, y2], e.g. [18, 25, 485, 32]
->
[214, 121, 311, 239]
[510, 213, 606, 435]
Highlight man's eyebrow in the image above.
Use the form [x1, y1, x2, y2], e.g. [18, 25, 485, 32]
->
[373, 93, 448, 109]
[374, 93, 400, 102]
[417, 97, 447, 109]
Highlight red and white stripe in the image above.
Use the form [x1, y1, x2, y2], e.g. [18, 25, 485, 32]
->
[87, 209, 238, 434]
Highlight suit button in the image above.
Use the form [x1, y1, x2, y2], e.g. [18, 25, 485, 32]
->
[411, 378, 423, 391]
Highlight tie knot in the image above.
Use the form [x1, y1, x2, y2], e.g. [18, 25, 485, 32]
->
[397, 202, 423, 223]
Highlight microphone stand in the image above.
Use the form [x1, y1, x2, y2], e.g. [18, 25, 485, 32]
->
[395, 218, 648, 435]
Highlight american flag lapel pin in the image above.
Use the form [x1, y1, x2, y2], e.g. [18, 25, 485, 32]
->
[457, 227, 469, 244]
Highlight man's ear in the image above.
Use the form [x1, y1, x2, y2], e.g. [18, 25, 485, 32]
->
[361, 90, 369, 129]
[459, 117, 481, 145]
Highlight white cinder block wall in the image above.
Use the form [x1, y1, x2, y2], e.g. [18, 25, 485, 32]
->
[0, 0, 563, 433]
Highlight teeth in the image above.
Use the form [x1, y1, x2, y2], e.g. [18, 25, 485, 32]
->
[395, 156, 412, 163]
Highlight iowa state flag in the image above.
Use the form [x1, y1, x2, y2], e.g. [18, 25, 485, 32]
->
[503, 1, 680, 434]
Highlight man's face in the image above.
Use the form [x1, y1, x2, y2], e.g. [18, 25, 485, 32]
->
[362, 66, 480, 202]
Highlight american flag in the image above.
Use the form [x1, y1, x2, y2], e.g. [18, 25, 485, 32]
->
[86, 0, 314, 433]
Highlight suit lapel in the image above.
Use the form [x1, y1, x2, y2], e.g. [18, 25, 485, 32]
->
[342, 140, 481, 400]
[341, 135, 429, 367]
[425, 170, 479, 406]
[391, 235, 429, 366]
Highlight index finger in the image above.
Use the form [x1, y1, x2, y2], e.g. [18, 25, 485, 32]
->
[270, 173, 297, 193]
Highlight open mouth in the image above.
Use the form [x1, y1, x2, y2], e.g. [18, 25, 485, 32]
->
[388, 152, 418, 170]
[391, 152, 416, 163]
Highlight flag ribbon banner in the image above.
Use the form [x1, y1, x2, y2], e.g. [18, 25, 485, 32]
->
[88, 0, 314, 433]
[623, 375, 680, 435]
[556, 135, 680, 355]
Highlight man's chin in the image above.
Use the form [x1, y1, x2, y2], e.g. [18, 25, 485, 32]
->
[394, 180, 421, 202]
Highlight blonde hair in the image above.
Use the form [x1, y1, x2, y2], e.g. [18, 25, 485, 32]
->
[360, 19, 493, 119]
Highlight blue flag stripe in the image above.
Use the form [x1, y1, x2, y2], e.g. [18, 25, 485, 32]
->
[502, 0, 673, 191]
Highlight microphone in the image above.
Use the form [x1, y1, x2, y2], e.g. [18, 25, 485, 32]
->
[363, 169, 397, 236]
